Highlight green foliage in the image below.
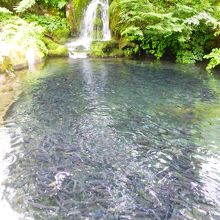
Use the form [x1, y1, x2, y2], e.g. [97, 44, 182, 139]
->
[15, 0, 68, 13]
[40, 0, 68, 9]
[1, 0, 79, 36]
[109, 0, 121, 37]
[185, 11, 218, 26]
[0, 16, 48, 54]
[0, 7, 12, 14]
[15, 0, 36, 13]
[204, 48, 220, 71]
[0, 0, 20, 11]
[24, 14, 70, 38]
[57, 0, 68, 9]
[0, 57, 13, 74]
[110, 0, 220, 69]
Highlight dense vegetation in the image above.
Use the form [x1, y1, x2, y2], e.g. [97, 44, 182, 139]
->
[109, 0, 220, 71]
[1, 0, 220, 71]
[0, 1, 69, 73]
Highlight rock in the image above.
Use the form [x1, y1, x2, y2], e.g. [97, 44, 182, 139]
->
[90, 40, 123, 57]
[71, 0, 90, 34]
[43, 37, 68, 57]
[66, 0, 78, 34]
[93, 4, 103, 40]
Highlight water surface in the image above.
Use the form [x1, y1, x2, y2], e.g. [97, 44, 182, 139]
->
[1, 58, 220, 219]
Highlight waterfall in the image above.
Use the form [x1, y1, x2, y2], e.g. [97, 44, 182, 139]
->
[81, 0, 111, 44]
[67, 0, 111, 58]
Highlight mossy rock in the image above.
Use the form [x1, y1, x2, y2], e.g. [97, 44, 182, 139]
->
[43, 37, 68, 57]
[53, 28, 70, 43]
[48, 46, 68, 57]
[72, 0, 90, 34]
[93, 4, 103, 40]
[66, 1, 77, 34]
[109, 0, 121, 38]
[90, 40, 123, 57]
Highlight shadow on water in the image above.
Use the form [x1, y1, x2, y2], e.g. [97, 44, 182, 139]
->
[2, 58, 220, 219]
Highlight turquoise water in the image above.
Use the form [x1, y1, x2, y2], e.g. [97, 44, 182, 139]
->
[1, 58, 220, 219]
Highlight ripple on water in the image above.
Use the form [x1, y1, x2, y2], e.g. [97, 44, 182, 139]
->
[0, 126, 25, 219]
[1, 58, 220, 220]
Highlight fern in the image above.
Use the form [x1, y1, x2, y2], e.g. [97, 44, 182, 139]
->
[0, 7, 12, 14]
[204, 48, 220, 71]
[15, 0, 36, 13]
[57, 0, 67, 9]
[109, 0, 220, 68]
[121, 26, 143, 41]
[185, 12, 218, 27]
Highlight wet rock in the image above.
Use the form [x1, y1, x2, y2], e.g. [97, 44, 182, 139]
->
[90, 40, 123, 57]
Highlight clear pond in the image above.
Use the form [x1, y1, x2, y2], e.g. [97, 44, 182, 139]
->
[0, 58, 220, 219]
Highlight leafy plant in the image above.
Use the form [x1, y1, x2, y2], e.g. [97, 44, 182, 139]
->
[204, 48, 220, 71]
[15, 0, 36, 13]
[24, 14, 70, 34]
[14, 0, 68, 13]
[0, 7, 12, 14]
[109, 0, 220, 70]
[0, 16, 48, 54]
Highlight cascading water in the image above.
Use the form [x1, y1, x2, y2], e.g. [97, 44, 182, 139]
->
[67, 0, 111, 58]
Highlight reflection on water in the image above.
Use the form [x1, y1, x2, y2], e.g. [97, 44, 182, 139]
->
[0, 58, 220, 219]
